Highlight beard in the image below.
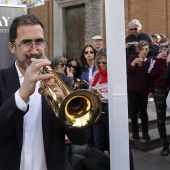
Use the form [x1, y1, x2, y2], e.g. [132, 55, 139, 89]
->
[18, 54, 42, 69]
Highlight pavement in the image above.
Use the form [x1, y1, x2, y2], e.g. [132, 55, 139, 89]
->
[132, 147, 170, 170]
[131, 100, 170, 170]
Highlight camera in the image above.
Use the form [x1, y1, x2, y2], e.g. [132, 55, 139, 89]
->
[127, 42, 134, 45]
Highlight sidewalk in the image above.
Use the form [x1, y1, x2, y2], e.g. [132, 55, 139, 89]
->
[132, 147, 170, 170]
[131, 100, 170, 170]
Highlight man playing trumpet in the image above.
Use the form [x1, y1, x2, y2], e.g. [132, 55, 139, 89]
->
[0, 14, 89, 170]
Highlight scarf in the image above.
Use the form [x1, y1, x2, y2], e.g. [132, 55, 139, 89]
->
[91, 68, 107, 86]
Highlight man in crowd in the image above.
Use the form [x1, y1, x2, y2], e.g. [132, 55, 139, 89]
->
[91, 35, 103, 51]
[0, 14, 89, 170]
[125, 19, 155, 60]
[148, 38, 170, 156]
[151, 34, 161, 56]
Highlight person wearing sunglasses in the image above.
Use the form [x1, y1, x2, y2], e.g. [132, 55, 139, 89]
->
[80, 45, 97, 147]
[66, 56, 89, 90]
[90, 48, 109, 153]
[125, 19, 155, 60]
[148, 38, 170, 156]
[51, 56, 67, 74]
[80, 44, 97, 89]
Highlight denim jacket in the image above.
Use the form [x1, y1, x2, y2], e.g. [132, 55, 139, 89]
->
[81, 65, 96, 88]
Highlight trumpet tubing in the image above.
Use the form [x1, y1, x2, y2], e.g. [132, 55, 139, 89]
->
[37, 60, 102, 131]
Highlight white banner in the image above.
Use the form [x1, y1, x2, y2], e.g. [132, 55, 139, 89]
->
[0, 0, 45, 8]
[0, 5, 27, 69]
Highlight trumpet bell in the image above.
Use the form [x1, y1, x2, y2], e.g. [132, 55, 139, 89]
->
[59, 89, 102, 131]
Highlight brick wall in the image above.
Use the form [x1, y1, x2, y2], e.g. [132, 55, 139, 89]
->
[125, 0, 170, 38]
[28, 0, 170, 55]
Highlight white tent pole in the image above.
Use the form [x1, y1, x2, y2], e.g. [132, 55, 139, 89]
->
[105, 0, 130, 170]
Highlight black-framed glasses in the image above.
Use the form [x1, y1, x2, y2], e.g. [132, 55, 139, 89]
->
[97, 62, 107, 65]
[160, 45, 169, 49]
[130, 28, 138, 31]
[84, 51, 94, 54]
[67, 63, 78, 70]
[11, 38, 48, 50]
[59, 63, 66, 67]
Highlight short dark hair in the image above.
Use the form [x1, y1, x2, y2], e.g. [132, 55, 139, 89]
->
[9, 14, 44, 42]
[159, 38, 170, 45]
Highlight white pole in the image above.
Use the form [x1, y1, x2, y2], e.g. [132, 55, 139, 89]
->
[105, 0, 130, 170]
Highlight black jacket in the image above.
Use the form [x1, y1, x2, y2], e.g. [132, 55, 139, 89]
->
[0, 63, 89, 170]
[125, 32, 155, 59]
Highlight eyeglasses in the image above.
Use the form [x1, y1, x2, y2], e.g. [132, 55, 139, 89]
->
[160, 45, 169, 49]
[97, 62, 107, 65]
[84, 51, 94, 54]
[130, 28, 138, 31]
[12, 38, 48, 50]
[67, 63, 78, 70]
[59, 63, 66, 67]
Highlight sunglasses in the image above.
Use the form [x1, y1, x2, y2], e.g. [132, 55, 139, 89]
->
[59, 63, 66, 67]
[84, 51, 94, 54]
[160, 45, 169, 49]
[97, 62, 107, 65]
[67, 63, 78, 70]
[130, 28, 138, 31]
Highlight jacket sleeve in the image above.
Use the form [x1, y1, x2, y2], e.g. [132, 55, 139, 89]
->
[0, 94, 27, 140]
[165, 62, 170, 85]
[127, 56, 137, 75]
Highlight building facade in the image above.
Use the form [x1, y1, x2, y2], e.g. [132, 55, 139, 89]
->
[28, 0, 170, 58]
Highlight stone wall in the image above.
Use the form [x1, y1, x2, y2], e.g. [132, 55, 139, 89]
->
[85, 0, 103, 44]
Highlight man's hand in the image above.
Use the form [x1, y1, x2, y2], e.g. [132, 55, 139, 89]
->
[19, 59, 52, 102]
[42, 78, 66, 103]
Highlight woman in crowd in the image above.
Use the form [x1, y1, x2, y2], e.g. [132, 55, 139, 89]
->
[66, 55, 89, 90]
[51, 56, 67, 74]
[80, 44, 97, 89]
[90, 48, 109, 152]
[51, 56, 73, 88]
[127, 40, 151, 141]
[80, 44, 97, 147]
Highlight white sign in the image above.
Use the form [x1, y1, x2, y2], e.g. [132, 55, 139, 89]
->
[0, 0, 45, 8]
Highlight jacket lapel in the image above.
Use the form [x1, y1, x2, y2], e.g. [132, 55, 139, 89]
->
[42, 96, 52, 154]
[5, 64, 23, 150]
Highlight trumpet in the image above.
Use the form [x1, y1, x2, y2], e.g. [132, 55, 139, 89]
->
[33, 58, 102, 131]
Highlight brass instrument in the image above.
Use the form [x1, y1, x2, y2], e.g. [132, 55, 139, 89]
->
[36, 60, 102, 131]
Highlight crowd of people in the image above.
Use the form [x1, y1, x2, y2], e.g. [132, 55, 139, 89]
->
[1, 13, 170, 170]
[126, 19, 170, 157]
